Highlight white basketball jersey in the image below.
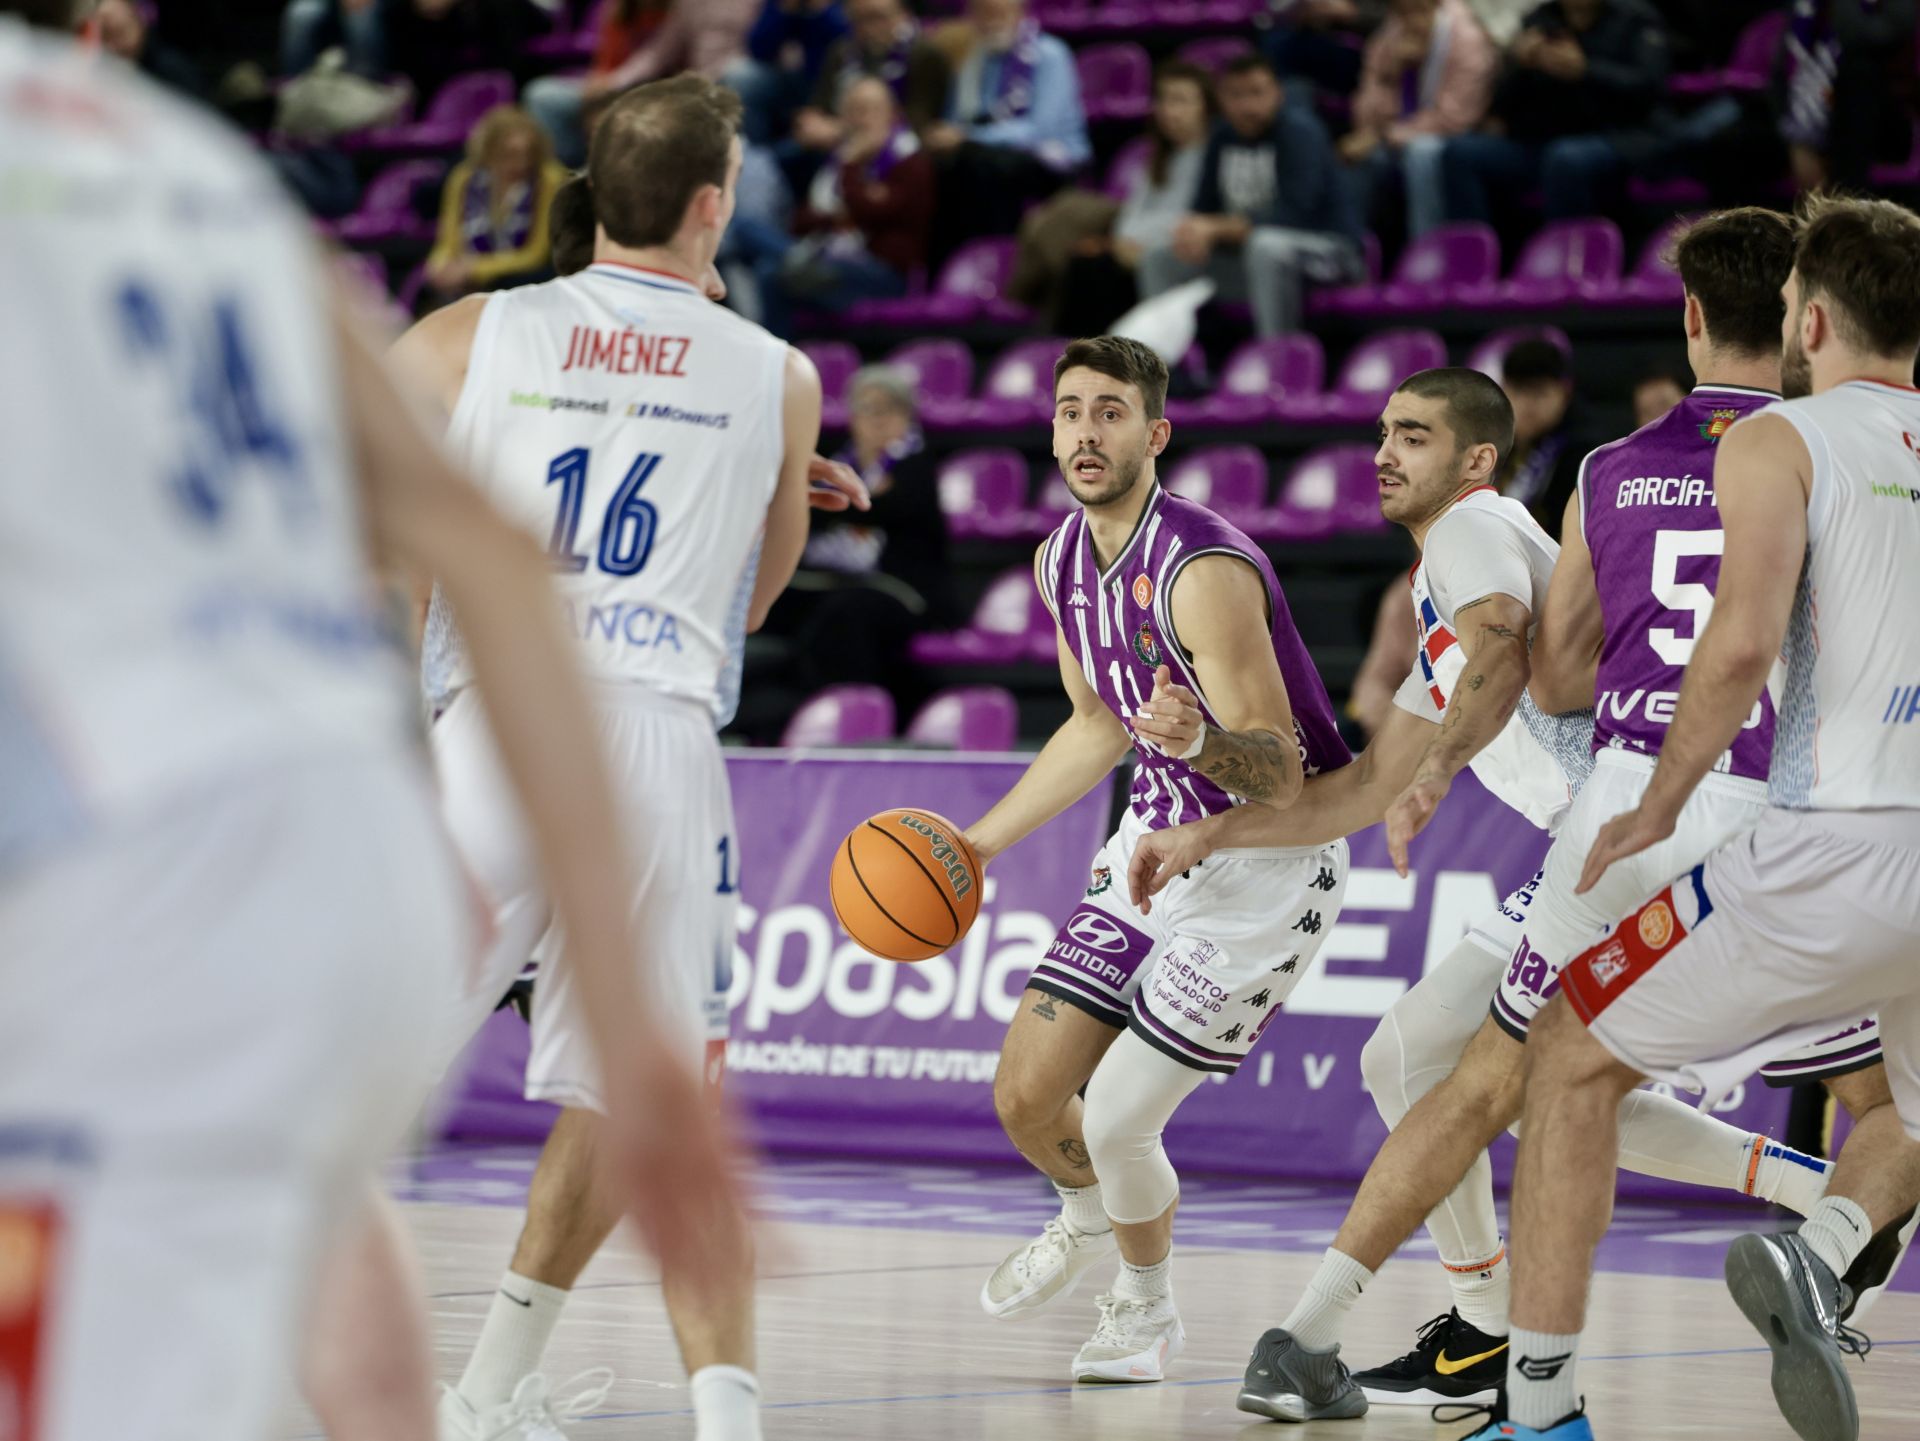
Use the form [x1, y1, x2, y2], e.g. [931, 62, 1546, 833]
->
[0, 24, 413, 871]
[1399, 488, 1595, 831]
[1753, 381, 1920, 810]
[426, 263, 787, 716]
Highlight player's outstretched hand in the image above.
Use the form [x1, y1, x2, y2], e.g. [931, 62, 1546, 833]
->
[604, 1043, 756, 1301]
[1577, 803, 1675, 895]
[1128, 819, 1215, 914]
[1133, 664, 1204, 758]
[1384, 773, 1450, 878]
[807, 454, 872, 512]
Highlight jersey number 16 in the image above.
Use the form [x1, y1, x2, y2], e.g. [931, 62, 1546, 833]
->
[544, 446, 661, 576]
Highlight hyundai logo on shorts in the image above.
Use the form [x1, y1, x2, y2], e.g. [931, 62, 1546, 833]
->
[1066, 913, 1130, 954]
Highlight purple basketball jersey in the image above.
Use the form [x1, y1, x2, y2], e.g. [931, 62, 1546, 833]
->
[1580, 384, 1777, 779]
[1040, 485, 1350, 830]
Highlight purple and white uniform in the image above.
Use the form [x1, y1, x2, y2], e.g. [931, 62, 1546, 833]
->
[1026, 486, 1353, 1074]
[1491, 385, 1882, 1084]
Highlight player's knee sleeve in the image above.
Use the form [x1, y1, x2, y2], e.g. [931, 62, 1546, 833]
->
[1081, 1032, 1206, 1225]
[1360, 1011, 1413, 1127]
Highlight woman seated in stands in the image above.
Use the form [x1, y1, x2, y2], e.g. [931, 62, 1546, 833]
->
[423, 105, 570, 302]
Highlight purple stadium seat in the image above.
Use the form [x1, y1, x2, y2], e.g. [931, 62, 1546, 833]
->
[1461, 219, 1624, 309]
[1030, 470, 1076, 532]
[526, 0, 605, 60]
[910, 566, 1053, 666]
[1165, 334, 1325, 426]
[1174, 36, 1252, 75]
[320, 159, 444, 243]
[780, 685, 897, 748]
[1314, 223, 1499, 316]
[1597, 212, 1698, 307]
[847, 238, 1026, 327]
[882, 339, 975, 429]
[1315, 329, 1447, 422]
[937, 449, 1036, 540]
[969, 337, 1069, 426]
[1467, 325, 1573, 383]
[1162, 445, 1278, 536]
[798, 340, 860, 429]
[906, 686, 1020, 750]
[1077, 43, 1152, 121]
[355, 70, 515, 152]
[1669, 9, 1787, 96]
[1271, 444, 1387, 539]
[1103, 136, 1152, 201]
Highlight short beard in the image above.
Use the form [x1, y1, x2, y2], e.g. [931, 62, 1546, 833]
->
[1782, 334, 1813, 400]
[1064, 450, 1145, 509]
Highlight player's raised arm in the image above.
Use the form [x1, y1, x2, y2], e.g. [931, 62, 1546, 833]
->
[328, 283, 747, 1295]
[1528, 487, 1606, 715]
[1580, 412, 1809, 890]
[747, 345, 824, 631]
[964, 549, 1134, 866]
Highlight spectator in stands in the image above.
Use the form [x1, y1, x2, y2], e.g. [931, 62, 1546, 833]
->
[796, 0, 953, 147]
[95, 0, 208, 99]
[1495, 336, 1588, 533]
[424, 105, 570, 299]
[1439, 0, 1671, 224]
[1266, 0, 1386, 100]
[741, 76, 934, 332]
[1632, 361, 1688, 426]
[925, 0, 1090, 264]
[1342, 0, 1496, 237]
[1007, 60, 1213, 333]
[1772, 0, 1917, 193]
[1139, 53, 1363, 338]
[522, 0, 672, 166]
[728, 0, 849, 145]
[281, 0, 387, 78]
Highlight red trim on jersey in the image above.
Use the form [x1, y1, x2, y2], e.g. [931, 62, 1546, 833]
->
[1562, 883, 1689, 1025]
[0, 1199, 62, 1441]
[1844, 377, 1920, 393]
[589, 260, 702, 287]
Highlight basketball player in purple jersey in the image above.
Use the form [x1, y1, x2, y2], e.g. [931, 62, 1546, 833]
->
[955, 336, 1351, 1382]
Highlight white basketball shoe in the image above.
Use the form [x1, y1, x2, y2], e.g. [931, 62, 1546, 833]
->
[437, 1370, 615, 1441]
[980, 1215, 1118, 1319]
[1071, 1292, 1186, 1383]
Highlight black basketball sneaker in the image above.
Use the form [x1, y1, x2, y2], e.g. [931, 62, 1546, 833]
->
[1841, 1203, 1919, 1323]
[1352, 1309, 1508, 1407]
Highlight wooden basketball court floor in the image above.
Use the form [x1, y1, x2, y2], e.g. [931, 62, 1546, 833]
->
[276, 1152, 1920, 1441]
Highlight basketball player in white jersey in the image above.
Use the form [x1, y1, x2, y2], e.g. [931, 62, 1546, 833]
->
[1125, 366, 1839, 1420]
[0, 11, 742, 1441]
[383, 76, 819, 1441]
[1467, 196, 1920, 1441]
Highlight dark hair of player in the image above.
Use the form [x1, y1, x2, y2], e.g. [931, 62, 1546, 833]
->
[1500, 338, 1568, 388]
[587, 74, 742, 250]
[1052, 336, 1170, 421]
[1220, 52, 1278, 82]
[549, 172, 595, 277]
[1668, 206, 1798, 356]
[1793, 193, 1920, 357]
[1394, 367, 1516, 463]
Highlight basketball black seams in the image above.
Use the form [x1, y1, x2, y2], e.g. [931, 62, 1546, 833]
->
[845, 833, 948, 949]
[865, 820, 961, 936]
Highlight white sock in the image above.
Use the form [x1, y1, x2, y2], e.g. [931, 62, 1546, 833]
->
[1745, 1135, 1834, 1217]
[1439, 1243, 1510, 1337]
[1056, 1180, 1110, 1235]
[1800, 1195, 1874, 1281]
[1114, 1252, 1172, 1302]
[689, 1364, 762, 1441]
[456, 1270, 569, 1408]
[1279, 1247, 1372, 1352]
[1507, 1326, 1581, 1431]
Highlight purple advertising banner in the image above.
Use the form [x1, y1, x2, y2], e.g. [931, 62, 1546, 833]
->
[444, 752, 1795, 1195]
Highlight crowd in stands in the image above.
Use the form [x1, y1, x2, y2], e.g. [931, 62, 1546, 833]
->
[112, 0, 1920, 742]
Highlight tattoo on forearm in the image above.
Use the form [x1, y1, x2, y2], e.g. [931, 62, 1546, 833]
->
[1198, 726, 1294, 801]
[1031, 997, 1058, 1021]
[1058, 1138, 1091, 1169]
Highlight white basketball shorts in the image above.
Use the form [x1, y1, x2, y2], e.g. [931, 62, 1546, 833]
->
[1027, 807, 1349, 1074]
[0, 750, 472, 1441]
[1490, 752, 1881, 1085]
[1562, 807, 1920, 1137]
[432, 683, 736, 1110]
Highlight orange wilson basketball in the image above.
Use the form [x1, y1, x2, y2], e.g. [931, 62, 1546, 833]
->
[829, 808, 984, 962]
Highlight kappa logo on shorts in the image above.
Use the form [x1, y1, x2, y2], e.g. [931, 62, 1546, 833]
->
[1132, 574, 1154, 608]
[1066, 913, 1131, 954]
[1638, 899, 1676, 950]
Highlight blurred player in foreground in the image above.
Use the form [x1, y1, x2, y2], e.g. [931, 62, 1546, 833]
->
[0, 8, 742, 1441]
[1468, 195, 1920, 1441]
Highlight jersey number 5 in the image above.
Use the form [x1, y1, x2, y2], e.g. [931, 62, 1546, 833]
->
[545, 447, 661, 576]
[1648, 528, 1723, 666]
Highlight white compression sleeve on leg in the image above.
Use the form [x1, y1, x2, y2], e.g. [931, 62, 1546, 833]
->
[1616, 1088, 1831, 1214]
[1081, 1030, 1209, 1225]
